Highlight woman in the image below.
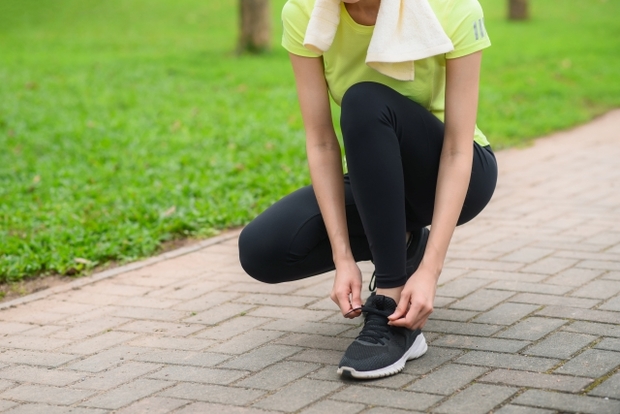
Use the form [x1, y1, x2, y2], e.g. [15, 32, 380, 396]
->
[238, 0, 497, 379]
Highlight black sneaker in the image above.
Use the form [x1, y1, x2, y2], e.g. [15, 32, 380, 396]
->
[368, 227, 429, 291]
[337, 294, 427, 379]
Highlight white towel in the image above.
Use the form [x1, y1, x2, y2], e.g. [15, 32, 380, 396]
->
[304, 0, 454, 81]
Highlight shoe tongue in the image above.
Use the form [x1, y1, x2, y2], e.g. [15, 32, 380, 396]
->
[369, 295, 397, 313]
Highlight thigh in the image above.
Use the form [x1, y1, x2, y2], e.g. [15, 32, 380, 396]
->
[238, 177, 372, 283]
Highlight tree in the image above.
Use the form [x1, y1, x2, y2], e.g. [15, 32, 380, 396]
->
[238, 0, 271, 53]
[508, 0, 529, 20]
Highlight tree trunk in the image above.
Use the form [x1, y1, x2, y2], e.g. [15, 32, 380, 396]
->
[238, 0, 271, 53]
[508, 0, 529, 20]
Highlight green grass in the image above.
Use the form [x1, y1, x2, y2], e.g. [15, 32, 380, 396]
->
[1, 0, 619, 281]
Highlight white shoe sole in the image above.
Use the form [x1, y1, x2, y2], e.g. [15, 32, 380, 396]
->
[337, 333, 428, 379]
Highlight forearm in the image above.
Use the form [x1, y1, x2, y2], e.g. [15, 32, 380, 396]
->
[306, 137, 353, 265]
[422, 140, 473, 279]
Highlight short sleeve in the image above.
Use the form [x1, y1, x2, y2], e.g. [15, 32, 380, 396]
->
[282, 0, 322, 57]
[443, 0, 491, 59]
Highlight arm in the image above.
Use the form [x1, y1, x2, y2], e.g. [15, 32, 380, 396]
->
[389, 51, 483, 329]
[288, 53, 363, 318]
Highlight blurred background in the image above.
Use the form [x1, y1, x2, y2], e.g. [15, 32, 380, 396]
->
[0, 0, 619, 283]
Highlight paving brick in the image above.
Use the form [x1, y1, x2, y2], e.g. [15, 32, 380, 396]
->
[73, 362, 160, 391]
[66, 346, 150, 373]
[128, 336, 215, 351]
[563, 321, 620, 338]
[25, 300, 99, 315]
[134, 349, 231, 367]
[253, 379, 342, 412]
[0, 366, 84, 386]
[236, 361, 320, 390]
[487, 280, 572, 295]
[406, 364, 487, 395]
[0, 350, 79, 368]
[524, 331, 597, 359]
[0, 384, 95, 405]
[434, 296, 456, 308]
[174, 402, 279, 414]
[361, 372, 419, 389]
[456, 351, 559, 372]
[588, 371, 620, 399]
[595, 337, 620, 352]
[571, 280, 620, 299]
[479, 369, 593, 392]
[63, 331, 139, 355]
[114, 397, 189, 414]
[428, 309, 479, 322]
[599, 295, 620, 312]
[494, 405, 555, 414]
[521, 257, 578, 275]
[473, 303, 539, 326]
[554, 349, 620, 377]
[80, 283, 152, 297]
[116, 320, 205, 336]
[511, 294, 599, 309]
[298, 400, 365, 414]
[432, 335, 529, 353]
[445, 259, 523, 272]
[463, 270, 546, 283]
[3, 404, 106, 414]
[0, 335, 74, 352]
[433, 383, 518, 414]
[183, 304, 254, 325]
[288, 349, 344, 366]
[0, 379, 15, 391]
[0, 322, 39, 335]
[500, 248, 554, 264]
[14, 326, 65, 339]
[512, 389, 620, 414]
[603, 271, 620, 281]
[545, 268, 605, 287]
[331, 385, 442, 411]
[536, 306, 618, 324]
[81, 378, 172, 410]
[160, 383, 265, 406]
[0, 401, 18, 412]
[50, 317, 129, 340]
[218, 345, 302, 371]
[111, 306, 190, 322]
[496, 317, 567, 341]
[234, 294, 317, 308]
[424, 320, 502, 337]
[248, 306, 334, 322]
[207, 329, 285, 355]
[148, 365, 248, 385]
[450, 290, 515, 311]
[578, 260, 620, 272]
[275, 334, 351, 351]
[173, 291, 242, 312]
[195, 316, 270, 340]
[436, 278, 490, 298]
[261, 319, 352, 336]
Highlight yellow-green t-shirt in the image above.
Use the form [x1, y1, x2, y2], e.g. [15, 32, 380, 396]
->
[282, 0, 491, 146]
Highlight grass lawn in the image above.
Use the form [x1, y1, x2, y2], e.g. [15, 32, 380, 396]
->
[1, 0, 619, 282]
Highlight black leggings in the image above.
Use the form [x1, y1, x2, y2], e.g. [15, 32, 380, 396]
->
[239, 82, 497, 289]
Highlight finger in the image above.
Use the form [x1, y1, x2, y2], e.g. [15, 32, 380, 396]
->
[388, 292, 411, 321]
[350, 282, 363, 310]
[336, 291, 354, 315]
[390, 302, 421, 328]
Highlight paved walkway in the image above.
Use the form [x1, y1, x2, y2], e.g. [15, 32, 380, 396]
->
[1, 112, 620, 414]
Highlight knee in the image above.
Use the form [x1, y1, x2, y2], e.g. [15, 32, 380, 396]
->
[238, 225, 281, 284]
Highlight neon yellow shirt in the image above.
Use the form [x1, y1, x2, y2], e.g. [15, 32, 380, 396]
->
[282, 0, 491, 146]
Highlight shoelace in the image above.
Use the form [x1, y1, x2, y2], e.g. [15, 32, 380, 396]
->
[356, 305, 393, 345]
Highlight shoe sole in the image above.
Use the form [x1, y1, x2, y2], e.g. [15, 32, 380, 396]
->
[337, 333, 428, 379]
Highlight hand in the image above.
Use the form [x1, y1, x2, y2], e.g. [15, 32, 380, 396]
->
[387, 266, 438, 329]
[330, 260, 363, 319]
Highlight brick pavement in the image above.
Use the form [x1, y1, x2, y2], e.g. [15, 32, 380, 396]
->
[1, 110, 619, 413]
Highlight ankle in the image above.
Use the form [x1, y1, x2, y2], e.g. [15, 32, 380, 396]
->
[376, 286, 404, 303]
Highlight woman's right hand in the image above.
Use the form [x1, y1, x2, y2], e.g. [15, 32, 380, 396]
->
[330, 260, 363, 319]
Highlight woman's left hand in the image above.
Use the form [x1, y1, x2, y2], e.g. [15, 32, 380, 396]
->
[387, 267, 437, 330]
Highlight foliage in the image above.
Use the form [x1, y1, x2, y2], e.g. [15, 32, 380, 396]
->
[1, 0, 619, 281]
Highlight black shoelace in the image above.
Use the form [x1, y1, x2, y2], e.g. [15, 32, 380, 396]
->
[356, 306, 393, 345]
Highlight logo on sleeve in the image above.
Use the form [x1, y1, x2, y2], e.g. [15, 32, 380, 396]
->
[473, 18, 487, 41]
